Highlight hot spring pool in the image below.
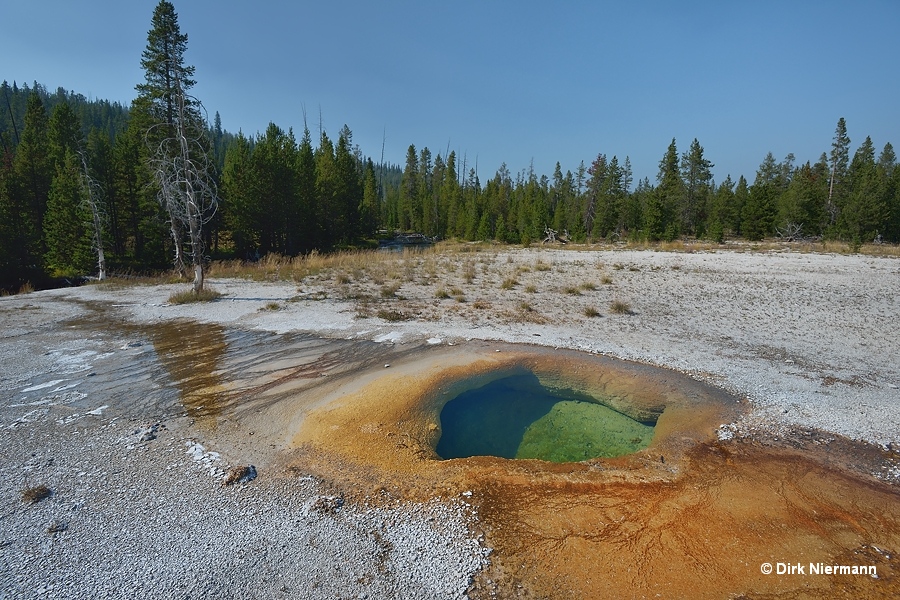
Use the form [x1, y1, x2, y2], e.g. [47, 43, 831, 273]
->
[435, 370, 656, 462]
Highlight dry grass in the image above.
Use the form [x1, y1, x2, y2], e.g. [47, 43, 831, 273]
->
[209, 248, 431, 282]
[563, 286, 582, 295]
[376, 308, 410, 322]
[380, 283, 401, 298]
[534, 260, 551, 272]
[610, 300, 632, 314]
[579, 282, 598, 291]
[500, 277, 518, 289]
[260, 301, 281, 311]
[435, 288, 451, 299]
[524, 284, 537, 293]
[463, 262, 477, 283]
[168, 288, 223, 304]
[600, 274, 613, 285]
[583, 306, 601, 318]
[22, 484, 52, 504]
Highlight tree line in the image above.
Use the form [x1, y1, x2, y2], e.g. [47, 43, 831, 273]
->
[2, 2, 898, 291]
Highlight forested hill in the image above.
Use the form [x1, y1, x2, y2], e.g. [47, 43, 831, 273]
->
[1, 81, 129, 148]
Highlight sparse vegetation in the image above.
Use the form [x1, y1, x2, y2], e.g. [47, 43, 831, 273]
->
[435, 288, 451, 299]
[501, 277, 518, 289]
[600, 274, 613, 285]
[579, 282, 597, 291]
[534, 260, 551, 271]
[563, 286, 582, 295]
[583, 306, 601, 318]
[524, 284, 537, 293]
[261, 301, 281, 311]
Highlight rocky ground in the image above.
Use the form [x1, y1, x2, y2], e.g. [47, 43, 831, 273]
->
[1, 244, 899, 598]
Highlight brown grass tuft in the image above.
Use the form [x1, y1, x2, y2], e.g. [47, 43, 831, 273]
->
[22, 485, 52, 504]
[610, 300, 632, 314]
[168, 288, 223, 304]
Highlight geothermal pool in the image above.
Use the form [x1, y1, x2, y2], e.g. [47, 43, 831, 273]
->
[435, 370, 655, 462]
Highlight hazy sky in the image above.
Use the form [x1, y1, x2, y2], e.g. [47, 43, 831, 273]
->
[3, 1, 898, 184]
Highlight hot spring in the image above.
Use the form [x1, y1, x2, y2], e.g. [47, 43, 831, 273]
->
[435, 370, 656, 462]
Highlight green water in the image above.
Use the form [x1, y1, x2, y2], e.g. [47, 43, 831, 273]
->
[436, 372, 655, 463]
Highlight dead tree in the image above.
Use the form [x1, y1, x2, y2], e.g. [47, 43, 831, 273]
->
[543, 226, 558, 244]
[77, 151, 107, 281]
[774, 221, 804, 242]
[148, 70, 218, 294]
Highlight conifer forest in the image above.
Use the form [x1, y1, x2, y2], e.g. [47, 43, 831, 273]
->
[2, 1, 898, 292]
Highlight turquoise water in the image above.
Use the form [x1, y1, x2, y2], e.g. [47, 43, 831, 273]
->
[435, 372, 655, 463]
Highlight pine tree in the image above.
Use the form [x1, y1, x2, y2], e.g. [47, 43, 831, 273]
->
[877, 143, 898, 242]
[652, 139, 683, 241]
[221, 132, 258, 257]
[48, 101, 82, 169]
[334, 125, 361, 244]
[742, 152, 779, 240]
[399, 144, 419, 231]
[314, 131, 337, 247]
[827, 117, 850, 229]
[13, 92, 51, 262]
[708, 175, 734, 241]
[679, 138, 714, 235]
[843, 136, 884, 242]
[359, 159, 378, 238]
[136, 1, 196, 138]
[43, 150, 94, 275]
[295, 127, 318, 251]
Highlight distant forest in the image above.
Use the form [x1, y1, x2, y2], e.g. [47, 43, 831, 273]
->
[2, 57, 898, 290]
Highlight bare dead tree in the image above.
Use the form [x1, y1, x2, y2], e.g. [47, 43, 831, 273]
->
[774, 221, 804, 242]
[77, 150, 107, 280]
[147, 70, 218, 294]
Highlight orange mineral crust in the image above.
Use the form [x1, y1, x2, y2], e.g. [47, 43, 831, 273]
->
[291, 344, 899, 599]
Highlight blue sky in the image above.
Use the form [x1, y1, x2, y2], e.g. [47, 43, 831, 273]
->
[3, 1, 898, 185]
